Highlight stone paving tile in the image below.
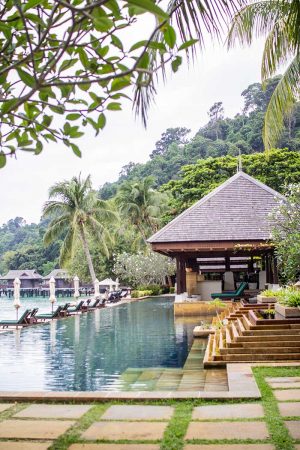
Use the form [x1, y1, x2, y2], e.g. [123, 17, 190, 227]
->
[81, 421, 167, 441]
[285, 421, 300, 439]
[274, 389, 300, 401]
[0, 403, 13, 413]
[184, 445, 274, 450]
[69, 445, 160, 450]
[269, 382, 300, 389]
[266, 377, 300, 383]
[14, 404, 91, 419]
[0, 419, 74, 439]
[278, 402, 300, 417]
[101, 405, 173, 420]
[192, 403, 264, 420]
[185, 421, 269, 440]
[0, 442, 52, 450]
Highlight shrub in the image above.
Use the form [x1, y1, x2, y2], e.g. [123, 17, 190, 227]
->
[136, 284, 162, 295]
[169, 287, 175, 294]
[278, 288, 300, 308]
[260, 289, 282, 297]
[131, 290, 153, 298]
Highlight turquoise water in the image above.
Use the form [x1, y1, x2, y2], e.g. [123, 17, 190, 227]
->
[0, 297, 200, 391]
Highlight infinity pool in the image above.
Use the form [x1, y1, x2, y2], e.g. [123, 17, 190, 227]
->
[0, 297, 202, 391]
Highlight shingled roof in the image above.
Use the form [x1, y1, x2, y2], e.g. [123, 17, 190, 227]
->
[148, 171, 284, 243]
[43, 269, 70, 280]
[1, 269, 43, 280]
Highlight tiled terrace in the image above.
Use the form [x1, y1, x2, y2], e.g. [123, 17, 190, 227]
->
[0, 367, 299, 449]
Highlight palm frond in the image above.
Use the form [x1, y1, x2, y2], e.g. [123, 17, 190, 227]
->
[134, 0, 244, 126]
[263, 53, 300, 150]
[42, 201, 73, 218]
[43, 215, 70, 246]
[60, 228, 76, 267]
[261, 18, 295, 79]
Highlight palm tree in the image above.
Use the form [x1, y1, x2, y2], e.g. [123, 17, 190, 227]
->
[43, 174, 116, 282]
[115, 177, 169, 245]
[227, 0, 300, 150]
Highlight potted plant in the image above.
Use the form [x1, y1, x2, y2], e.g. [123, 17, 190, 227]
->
[275, 288, 300, 318]
[262, 308, 276, 319]
[257, 289, 281, 304]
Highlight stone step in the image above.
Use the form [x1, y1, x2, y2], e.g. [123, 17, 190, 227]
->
[243, 329, 300, 336]
[228, 340, 300, 348]
[177, 372, 205, 391]
[249, 324, 300, 330]
[221, 346, 300, 355]
[221, 353, 300, 362]
[237, 334, 300, 342]
[203, 369, 228, 392]
[154, 369, 183, 391]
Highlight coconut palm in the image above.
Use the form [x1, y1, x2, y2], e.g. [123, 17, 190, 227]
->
[116, 177, 169, 245]
[227, 0, 300, 150]
[43, 174, 116, 282]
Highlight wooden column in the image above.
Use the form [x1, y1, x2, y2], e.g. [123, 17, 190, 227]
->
[273, 254, 279, 284]
[176, 255, 186, 294]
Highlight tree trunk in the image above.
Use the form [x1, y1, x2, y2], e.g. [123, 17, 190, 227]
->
[79, 224, 96, 283]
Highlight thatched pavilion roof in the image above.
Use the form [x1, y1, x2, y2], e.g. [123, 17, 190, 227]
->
[148, 171, 284, 244]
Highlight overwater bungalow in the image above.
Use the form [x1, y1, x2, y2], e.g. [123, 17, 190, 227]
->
[43, 269, 72, 289]
[0, 269, 43, 289]
[149, 170, 282, 313]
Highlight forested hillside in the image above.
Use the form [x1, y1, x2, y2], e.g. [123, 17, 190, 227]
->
[99, 76, 300, 200]
[1, 76, 299, 280]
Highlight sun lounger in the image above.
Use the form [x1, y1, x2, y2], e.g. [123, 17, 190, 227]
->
[29, 307, 39, 323]
[0, 309, 32, 328]
[67, 300, 85, 314]
[36, 305, 63, 320]
[211, 281, 248, 300]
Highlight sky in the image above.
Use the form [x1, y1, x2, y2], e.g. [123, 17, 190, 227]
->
[0, 37, 265, 226]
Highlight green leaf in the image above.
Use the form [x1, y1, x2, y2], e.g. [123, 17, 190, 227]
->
[35, 140, 43, 155]
[130, 40, 148, 52]
[126, 0, 168, 19]
[59, 59, 78, 72]
[178, 39, 198, 51]
[70, 143, 82, 158]
[78, 48, 89, 69]
[111, 77, 131, 91]
[16, 68, 35, 87]
[107, 102, 122, 111]
[49, 105, 64, 114]
[0, 152, 6, 169]
[93, 17, 114, 32]
[66, 113, 81, 121]
[163, 25, 176, 49]
[78, 82, 91, 91]
[171, 55, 182, 73]
[1, 98, 18, 115]
[111, 35, 123, 50]
[98, 113, 106, 129]
[23, 0, 42, 11]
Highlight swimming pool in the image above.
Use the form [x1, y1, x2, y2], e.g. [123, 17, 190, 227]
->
[0, 297, 203, 391]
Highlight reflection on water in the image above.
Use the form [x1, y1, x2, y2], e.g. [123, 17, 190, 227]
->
[0, 297, 206, 391]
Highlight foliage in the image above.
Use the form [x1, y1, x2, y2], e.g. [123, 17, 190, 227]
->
[0, 0, 243, 167]
[131, 290, 153, 298]
[43, 174, 116, 281]
[163, 149, 300, 216]
[115, 176, 169, 244]
[228, 0, 300, 149]
[0, 217, 60, 275]
[271, 183, 300, 281]
[260, 289, 282, 297]
[99, 78, 300, 200]
[114, 250, 176, 287]
[137, 284, 162, 295]
[277, 287, 300, 307]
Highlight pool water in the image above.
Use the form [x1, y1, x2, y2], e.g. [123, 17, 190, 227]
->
[0, 297, 203, 391]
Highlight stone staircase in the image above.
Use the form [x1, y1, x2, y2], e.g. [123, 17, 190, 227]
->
[118, 339, 228, 391]
[204, 302, 300, 366]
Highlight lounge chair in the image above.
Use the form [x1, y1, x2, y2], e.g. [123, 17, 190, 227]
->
[36, 305, 63, 321]
[67, 300, 85, 314]
[0, 309, 32, 328]
[86, 298, 101, 309]
[29, 308, 39, 323]
[211, 281, 248, 300]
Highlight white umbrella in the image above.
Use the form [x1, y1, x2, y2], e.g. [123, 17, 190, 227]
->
[74, 275, 80, 302]
[49, 276, 56, 314]
[115, 278, 119, 291]
[109, 280, 113, 293]
[13, 277, 21, 322]
[94, 278, 100, 299]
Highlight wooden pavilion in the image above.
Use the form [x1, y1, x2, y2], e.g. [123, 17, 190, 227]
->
[0, 269, 43, 289]
[149, 171, 283, 303]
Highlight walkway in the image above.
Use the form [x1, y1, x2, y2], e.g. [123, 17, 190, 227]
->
[0, 370, 299, 449]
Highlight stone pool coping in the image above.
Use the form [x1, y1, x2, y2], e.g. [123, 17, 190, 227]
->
[0, 363, 299, 402]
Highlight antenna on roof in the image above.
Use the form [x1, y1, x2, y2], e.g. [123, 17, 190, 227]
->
[237, 149, 243, 173]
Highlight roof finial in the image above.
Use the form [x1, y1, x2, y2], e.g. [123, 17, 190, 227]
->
[237, 149, 243, 173]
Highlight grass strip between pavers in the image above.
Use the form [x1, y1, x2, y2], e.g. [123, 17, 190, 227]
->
[253, 365, 300, 450]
